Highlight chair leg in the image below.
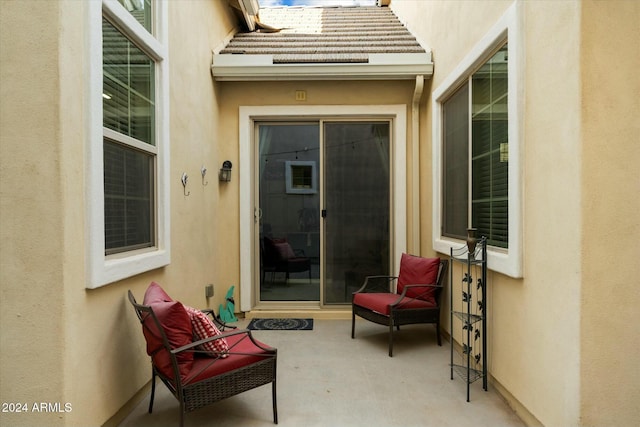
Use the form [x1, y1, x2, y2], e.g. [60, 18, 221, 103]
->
[351, 310, 356, 338]
[388, 322, 394, 357]
[178, 394, 186, 427]
[148, 368, 156, 413]
[436, 321, 442, 346]
[272, 378, 278, 424]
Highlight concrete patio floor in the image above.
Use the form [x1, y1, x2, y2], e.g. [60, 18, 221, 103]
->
[118, 318, 526, 427]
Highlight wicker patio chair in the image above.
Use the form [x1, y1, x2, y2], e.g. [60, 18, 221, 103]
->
[128, 285, 278, 426]
[351, 254, 448, 357]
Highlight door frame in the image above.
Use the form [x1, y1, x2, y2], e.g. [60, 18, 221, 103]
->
[239, 105, 407, 312]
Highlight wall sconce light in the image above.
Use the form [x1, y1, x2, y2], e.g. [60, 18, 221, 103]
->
[219, 160, 232, 182]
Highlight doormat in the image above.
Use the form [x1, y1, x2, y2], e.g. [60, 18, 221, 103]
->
[247, 318, 313, 331]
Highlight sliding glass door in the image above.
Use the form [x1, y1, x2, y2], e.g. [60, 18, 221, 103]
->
[258, 123, 321, 301]
[257, 121, 390, 305]
[323, 122, 390, 303]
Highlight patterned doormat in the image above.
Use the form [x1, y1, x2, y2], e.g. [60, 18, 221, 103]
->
[247, 318, 313, 331]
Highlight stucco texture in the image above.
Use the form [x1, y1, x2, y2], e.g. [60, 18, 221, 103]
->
[1, 1, 67, 425]
[1, 1, 238, 426]
[392, 0, 640, 426]
[579, 1, 640, 426]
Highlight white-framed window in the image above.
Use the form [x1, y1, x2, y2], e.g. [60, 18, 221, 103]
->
[86, 0, 170, 288]
[432, 3, 523, 278]
[285, 161, 317, 194]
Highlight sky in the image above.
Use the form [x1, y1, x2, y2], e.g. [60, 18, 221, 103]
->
[260, 0, 377, 6]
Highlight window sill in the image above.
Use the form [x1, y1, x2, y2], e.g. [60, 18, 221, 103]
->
[434, 237, 522, 279]
[87, 248, 170, 289]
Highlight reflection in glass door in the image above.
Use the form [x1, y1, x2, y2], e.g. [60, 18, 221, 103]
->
[257, 121, 391, 305]
[258, 124, 321, 301]
[323, 122, 390, 304]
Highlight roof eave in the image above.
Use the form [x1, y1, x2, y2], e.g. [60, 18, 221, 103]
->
[211, 53, 433, 81]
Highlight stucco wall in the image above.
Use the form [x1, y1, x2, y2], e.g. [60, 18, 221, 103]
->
[393, 0, 640, 426]
[1, 1, 237, 426]
[0, 1, 67, 426]
[580, 1, 640, 425]
[394, 0, 582, 425]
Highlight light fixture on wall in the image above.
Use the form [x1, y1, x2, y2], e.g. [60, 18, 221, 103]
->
[219, 160, 232, 182]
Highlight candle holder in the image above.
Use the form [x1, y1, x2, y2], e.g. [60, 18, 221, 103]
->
[466, 228, 477, 257]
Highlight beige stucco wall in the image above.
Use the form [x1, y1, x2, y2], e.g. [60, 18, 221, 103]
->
[1, 1, 237, 426]
[580, 1, 640, 426]
[1, 1, 67, 426]
[393, 0, 640, 426]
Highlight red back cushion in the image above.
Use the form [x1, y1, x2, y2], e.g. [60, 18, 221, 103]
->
[143, 281, 173, 304]
[274, 241, 296, 260]
[141, 284, 193, 381]
[396, 254, 441, 302]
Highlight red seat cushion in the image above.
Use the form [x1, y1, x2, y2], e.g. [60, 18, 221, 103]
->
[353, 292, 437, 316]
[397, 254, 440, 303]
[184, 333, 273, 385]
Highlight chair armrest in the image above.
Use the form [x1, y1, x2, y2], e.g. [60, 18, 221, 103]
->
[354, 275, 398, 294]
[171, 329, 276, 356]
[390, 283, 441, 307]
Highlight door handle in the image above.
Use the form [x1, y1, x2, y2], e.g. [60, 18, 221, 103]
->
[321, 209, 327, 218]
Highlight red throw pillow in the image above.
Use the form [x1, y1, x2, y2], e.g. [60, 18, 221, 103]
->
[396, 254, 440, 302]
[143, 281, 173, 304]
[184, 306, 229, 358]
[273, 240, 296, 260]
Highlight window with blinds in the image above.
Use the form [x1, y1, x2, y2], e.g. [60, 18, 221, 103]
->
[442, 82, 469, 241]
[443, 43, 508, 248]
[104, 141, 154, 254]
[102, 15, 156, 255]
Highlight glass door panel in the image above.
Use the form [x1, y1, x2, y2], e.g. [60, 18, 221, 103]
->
[323, 122, 391, 304]
[258, 123, 320, 301]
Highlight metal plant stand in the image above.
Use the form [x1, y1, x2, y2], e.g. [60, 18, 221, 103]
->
[450, 234, 488, 401]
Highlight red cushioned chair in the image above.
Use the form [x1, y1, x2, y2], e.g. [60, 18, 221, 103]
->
[351, 254, 448, 357]
[128, 283, 278, 427]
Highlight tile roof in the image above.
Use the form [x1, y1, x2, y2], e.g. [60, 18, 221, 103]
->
[219, 6, 427, 64]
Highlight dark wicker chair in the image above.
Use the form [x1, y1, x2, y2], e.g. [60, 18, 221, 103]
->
[351, 254, 448, 357]
[128, 289, 278, 427]
[261, 236, 311, 286]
